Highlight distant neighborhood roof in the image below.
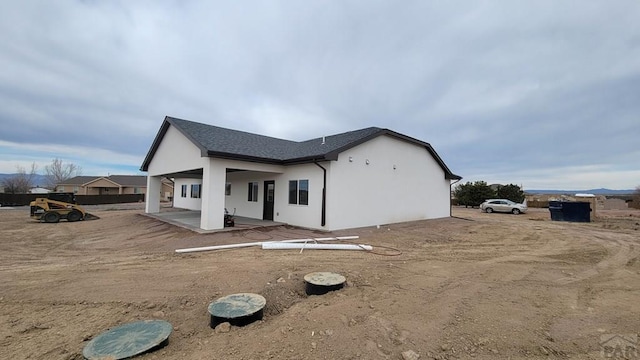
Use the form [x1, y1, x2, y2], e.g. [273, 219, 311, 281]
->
[58, 176, 99, 185]
[104, 175, 147, 187]
[58, 175, 147, 187]
[141, 116, 461, 180]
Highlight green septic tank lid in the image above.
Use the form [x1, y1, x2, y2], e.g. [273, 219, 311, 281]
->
[82, 319, 172, 360]
[208, 293, 266, 319]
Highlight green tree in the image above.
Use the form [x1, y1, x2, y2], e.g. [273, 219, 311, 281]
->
[496, 184, 525, 203]
[468, 181, 495, 206]
[454, 181, 496, 207]
[453, 182, 472, 207]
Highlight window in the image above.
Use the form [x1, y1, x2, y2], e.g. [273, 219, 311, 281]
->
[73, 186, 79, 193]
[191, 184, 201, 198]
[134, 187, 141, 194]
[289, 179, 309, 205]
[248, 182, 258, 202]
[288, 181, 297, 204]
[225, 183, 231, 196]
[299, 180, 308, 205]
[181, 184, 187, 198]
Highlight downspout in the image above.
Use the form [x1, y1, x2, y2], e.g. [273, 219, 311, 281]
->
[450, 178, 461, 217]
[314, 162, 327, 227]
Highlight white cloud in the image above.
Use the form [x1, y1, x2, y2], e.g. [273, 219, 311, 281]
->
[0, 1, 639, 188]
[0, 140, 142, 174]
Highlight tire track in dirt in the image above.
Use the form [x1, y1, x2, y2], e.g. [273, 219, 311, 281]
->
[555, 233, 639, 285]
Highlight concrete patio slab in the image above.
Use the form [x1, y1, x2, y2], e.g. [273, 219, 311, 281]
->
[143, 209, 285, 233]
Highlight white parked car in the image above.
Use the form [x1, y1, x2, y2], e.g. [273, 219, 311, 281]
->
[480, 199, 527, 214]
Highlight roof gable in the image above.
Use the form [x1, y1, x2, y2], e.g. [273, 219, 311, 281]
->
[141, 116, 461, 180]
[83, 177, 121, 187]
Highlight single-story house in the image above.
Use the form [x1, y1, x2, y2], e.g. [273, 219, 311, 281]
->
[141, 116, 461, 231]
[56, 175, 173, 201]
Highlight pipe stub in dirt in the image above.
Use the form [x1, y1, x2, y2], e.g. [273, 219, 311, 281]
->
[208, 293, 266, 328]
[304, 272, 346, 295]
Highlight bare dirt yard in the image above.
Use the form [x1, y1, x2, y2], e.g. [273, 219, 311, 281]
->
[1, 205, 639, 360]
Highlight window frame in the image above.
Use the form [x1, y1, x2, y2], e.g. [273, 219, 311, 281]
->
[248, 182, 258, 202]
[181, 184, 187, 198]
[288, 179, 309, 206]
[190, 184, 201, 199]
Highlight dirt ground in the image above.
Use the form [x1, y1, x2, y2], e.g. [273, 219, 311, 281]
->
[1, 205, 639, 360]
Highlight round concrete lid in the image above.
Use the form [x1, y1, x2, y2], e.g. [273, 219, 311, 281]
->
[83, 319, 172, 360]
[304, 272, 346, 287]
[208, 293, 266, 319]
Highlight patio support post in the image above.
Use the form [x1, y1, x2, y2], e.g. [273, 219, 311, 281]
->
[145, 175, 161, 213]
[200, 161, 226, 230]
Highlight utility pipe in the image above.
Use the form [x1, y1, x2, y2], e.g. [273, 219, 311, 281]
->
[175, 236, 360, 253]
[262, 243, 372, 251]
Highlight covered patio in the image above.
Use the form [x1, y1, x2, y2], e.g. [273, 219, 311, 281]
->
[143, 209, 284, 234]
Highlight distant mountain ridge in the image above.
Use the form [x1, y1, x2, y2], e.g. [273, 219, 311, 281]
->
[526, 188, 635, 195]
[0, 173, 51, 187]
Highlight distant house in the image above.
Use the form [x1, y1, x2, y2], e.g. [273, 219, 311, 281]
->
[55, 176, 96, 194]
[141, 116, 461, 231]
[55, 175, 173, 201]
[29, 187, 51, 194]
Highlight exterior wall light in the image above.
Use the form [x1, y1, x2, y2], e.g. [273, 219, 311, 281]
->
[365, 159, 370, 165]
[349, 156, 353, 162]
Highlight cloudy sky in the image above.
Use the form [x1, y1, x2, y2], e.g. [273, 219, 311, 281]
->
[1, 1, 639, 190]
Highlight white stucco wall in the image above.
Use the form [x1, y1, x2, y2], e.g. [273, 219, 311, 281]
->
[325, 135, 451, 230]
[225, 171, 271, 219]
[223, 163, 323, 228]
[208, 159, 285, 225]
[173, 178, 203, 210]
[146, 126, 208, 176]
[272, 163, 325, 229]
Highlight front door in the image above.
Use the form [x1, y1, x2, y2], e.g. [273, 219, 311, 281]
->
[263, 180, 275, 221]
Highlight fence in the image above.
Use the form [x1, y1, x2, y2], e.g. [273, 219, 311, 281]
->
[452, 199, 550, 208]
[0, 193, 145, 206]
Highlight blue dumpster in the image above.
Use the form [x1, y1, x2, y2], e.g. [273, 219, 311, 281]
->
[548, 201, 591, 222]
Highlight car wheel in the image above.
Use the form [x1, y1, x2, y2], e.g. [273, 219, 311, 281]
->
[485, 207, 493, 213]
[43, 211, 60, 223]
[512, 208, 521, 215]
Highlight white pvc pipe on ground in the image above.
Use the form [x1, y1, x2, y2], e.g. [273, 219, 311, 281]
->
[261, 243, 372, 251]
[175, 236, 360, 253]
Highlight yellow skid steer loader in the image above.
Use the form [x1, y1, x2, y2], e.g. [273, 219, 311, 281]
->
[30, 195, 100, 223]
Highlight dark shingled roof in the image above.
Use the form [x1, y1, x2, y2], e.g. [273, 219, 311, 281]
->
[106, 175, 147, 187]
[58, 175, 147, 187]
[141, 116, 461, 180]
[58, 176, 99, 185]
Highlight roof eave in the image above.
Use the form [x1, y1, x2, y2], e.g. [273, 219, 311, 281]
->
[206, 151, 286, 165]
[140, 116, 209, 172]
[283, 154, 334, 165]
[140, 118, 171, 171]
